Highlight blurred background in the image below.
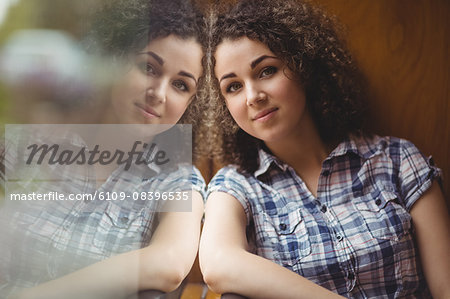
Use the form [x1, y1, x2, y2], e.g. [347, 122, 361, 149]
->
[0, 0, 109, 125]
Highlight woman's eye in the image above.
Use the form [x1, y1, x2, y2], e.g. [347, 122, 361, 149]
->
[260, 66, 277, 78]
[226, 82, 242, 93]
[138, 62, 156, 75]
[173, 80, 189, 92]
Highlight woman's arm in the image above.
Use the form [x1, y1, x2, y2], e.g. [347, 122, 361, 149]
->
[13, 191, 204, 299]
[410, 181, 450, 299]
[199, 191, 344, 299]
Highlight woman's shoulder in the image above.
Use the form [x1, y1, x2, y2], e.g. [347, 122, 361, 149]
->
[350, 134, 441, 207]
[209, 164, 251, 185]
[146, 163, 206, 193]
[207, 164, 255, 196]
[349, 134, 424, 160]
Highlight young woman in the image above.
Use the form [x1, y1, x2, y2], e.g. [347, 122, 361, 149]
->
[199, 0, 450, 298]
[0, 0, 207, 298]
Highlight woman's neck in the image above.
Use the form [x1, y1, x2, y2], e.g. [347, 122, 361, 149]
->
[265, 113, 329, 197]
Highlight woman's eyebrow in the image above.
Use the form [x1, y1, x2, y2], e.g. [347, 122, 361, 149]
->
[250, 55, 277, 69]
[219, 55, 278, 82]
[138, 51, 164, 66]
[179, 71, 197, 85]
[219, 72, 236, 83]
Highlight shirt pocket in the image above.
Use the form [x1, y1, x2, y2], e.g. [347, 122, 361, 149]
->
[262, 208, 311, 267]
[47, 202, 150, 279]
[92, 202, 150, 255]
[354, 189, 412, 241]
[16, 200, 71, 236]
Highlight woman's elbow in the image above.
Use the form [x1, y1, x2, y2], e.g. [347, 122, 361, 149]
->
[141, 249, 192, 292]
[141, 263, 185, 293]
[158, 267, 186, 293]
[199, 248, 236, 294]
[201, 264, 228, 293]
[162, 251, 194, 291]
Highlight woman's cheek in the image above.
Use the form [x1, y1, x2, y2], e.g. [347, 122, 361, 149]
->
[169, 97, 190, 122]
[232, 110, 251, 133]
[227, 101, 243, 123]
[266, 77, 285, 97]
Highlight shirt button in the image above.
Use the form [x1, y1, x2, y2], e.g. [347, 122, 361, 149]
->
[279, 223, 287, 230]
[375, 198, 382, 206]
[120, 217, 129, 224]
[320, 205, 327, 213]
[336, 235, 343, 241]
[347, 272, 355, 280]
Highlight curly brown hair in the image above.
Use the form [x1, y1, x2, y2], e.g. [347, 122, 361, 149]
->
[84, 0, 209, 161]
[208, 0, 370, 173]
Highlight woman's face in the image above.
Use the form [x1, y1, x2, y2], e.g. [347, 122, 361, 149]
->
[108, 35, 203, 125]
[215, 37, 308, 144]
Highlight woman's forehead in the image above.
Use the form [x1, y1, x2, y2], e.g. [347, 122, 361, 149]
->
[141, 35, 203, 78]
[214, 37, 275, 73]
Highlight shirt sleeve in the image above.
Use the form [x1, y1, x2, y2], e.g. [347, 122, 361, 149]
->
[398, 139, 442, 211]
[155, 164, 207, 200]
[190, 166, 207, 200]
[207, 166, 251, 225]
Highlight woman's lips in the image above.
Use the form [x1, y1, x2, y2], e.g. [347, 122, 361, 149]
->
[135, 103, 161, 118]
[252, 107, 278, 121]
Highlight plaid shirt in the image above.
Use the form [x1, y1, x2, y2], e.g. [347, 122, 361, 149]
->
[208, 135, 441, 298]
[0, 135, 205, 297]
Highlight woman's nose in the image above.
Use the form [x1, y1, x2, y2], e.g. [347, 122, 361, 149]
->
[245, 84, 266, 106]
[146, 79, 167, 104]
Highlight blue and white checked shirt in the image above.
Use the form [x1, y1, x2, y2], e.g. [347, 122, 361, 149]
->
[207, 135, 441, 298]
[0, 134, 206, 297]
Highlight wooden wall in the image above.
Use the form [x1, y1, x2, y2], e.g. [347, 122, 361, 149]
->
[311, 0, 450, 202]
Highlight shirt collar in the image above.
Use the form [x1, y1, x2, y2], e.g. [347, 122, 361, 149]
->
[330, 135, 389, 160]
[254, 147, 288, 178]
[326, 137, 361, 159]
[328, 135, 388, 161]
[254, 136, 380, 178]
